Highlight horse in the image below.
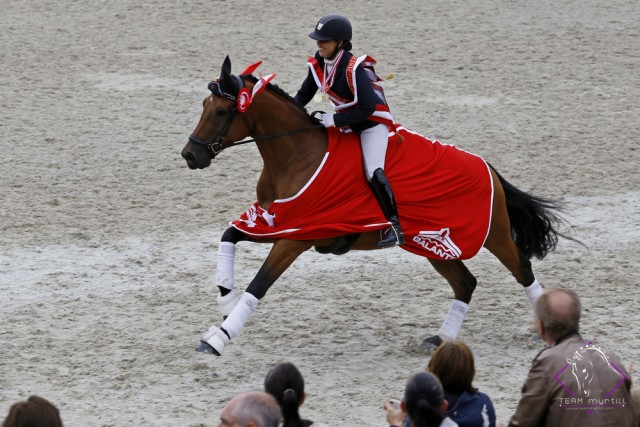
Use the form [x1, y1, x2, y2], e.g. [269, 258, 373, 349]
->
[181, 56, 565, 356]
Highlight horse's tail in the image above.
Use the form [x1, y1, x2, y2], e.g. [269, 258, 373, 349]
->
[490, 164, 567, 260]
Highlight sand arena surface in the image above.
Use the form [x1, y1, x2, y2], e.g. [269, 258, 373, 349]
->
[1, 0, 639, 425]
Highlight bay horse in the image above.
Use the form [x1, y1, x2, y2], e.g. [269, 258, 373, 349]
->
[181, 57, 564, 356]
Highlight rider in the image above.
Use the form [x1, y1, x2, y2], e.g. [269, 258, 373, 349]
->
[294, 14, 405, 247]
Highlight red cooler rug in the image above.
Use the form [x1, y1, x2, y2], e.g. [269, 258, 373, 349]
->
[231, 126, 493, 261]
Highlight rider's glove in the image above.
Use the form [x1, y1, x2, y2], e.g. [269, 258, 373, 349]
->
[320, 113, 335, 127]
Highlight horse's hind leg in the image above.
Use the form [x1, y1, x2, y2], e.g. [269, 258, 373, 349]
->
[484, 170, 543, 303]
[420, 259, 477, 352]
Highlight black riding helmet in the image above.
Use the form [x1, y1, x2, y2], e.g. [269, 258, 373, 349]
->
[309, 14, 352, 42]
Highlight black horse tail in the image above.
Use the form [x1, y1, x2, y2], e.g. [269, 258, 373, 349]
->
[489, 164, 567, 260]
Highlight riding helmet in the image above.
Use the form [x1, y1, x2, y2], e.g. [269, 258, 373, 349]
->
[309, 14, 352, 42]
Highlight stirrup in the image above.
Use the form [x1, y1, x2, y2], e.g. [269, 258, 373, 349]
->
[378, 224, 405, 248]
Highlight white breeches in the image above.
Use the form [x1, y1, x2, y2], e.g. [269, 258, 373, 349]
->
[360, 124, 390, 180]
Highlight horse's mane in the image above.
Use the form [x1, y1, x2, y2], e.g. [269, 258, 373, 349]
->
[242, 75, 319, 122]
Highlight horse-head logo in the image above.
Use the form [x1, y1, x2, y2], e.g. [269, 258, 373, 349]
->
[561, 342, 624, 398]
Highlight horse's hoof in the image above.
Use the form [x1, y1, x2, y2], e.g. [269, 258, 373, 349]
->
[419, 335, 443, 354]
[199, 325, 229, 355]
[195, 341, 221, 356]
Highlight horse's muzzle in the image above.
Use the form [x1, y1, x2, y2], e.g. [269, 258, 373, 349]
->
[181, 146, 212, 169]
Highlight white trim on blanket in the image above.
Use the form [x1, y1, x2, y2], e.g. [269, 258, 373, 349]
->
[273, 152, 330, 204]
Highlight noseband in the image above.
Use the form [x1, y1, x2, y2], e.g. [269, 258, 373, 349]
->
[187, 107, 239, 158]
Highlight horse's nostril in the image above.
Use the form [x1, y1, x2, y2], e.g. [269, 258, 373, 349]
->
[182, 150, 194, 162]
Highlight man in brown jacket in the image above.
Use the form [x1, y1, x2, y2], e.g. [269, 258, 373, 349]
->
[505, 288, 635, 426]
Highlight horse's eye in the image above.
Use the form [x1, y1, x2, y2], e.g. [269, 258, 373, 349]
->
[216, 109, 228, 117]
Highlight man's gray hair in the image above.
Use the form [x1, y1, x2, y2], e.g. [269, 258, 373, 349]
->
[535, 288, 581, 342]
[231, 391, 282, 427]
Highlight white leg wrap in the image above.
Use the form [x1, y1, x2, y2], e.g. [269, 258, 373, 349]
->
[524, 278, 543, 304]
[215, 242, 236, 291]
[438, 300, 469, 340]
[220, 292, 259, 339]
[217, 290, 240, 317]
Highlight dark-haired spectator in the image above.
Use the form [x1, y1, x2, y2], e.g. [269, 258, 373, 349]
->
[501, 288, 634, 426]
[384, 372, 459, 427]
[428, 340, 495, 427]
[217, 391, 281, 427]
[264, 362, 328, 427]
[2, 395, 64, 427]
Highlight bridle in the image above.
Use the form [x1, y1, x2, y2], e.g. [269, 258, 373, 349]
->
[188, 77, 324, 158]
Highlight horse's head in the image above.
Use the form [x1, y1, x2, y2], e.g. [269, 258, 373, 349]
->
[182, 56, 256, 169]
[565, 345, 620, 398]
[567, 351, 595, 397]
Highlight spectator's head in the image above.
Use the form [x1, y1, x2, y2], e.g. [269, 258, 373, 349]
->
[534, 288, 581, 343]
[264, 362, 306, 427]
[427, 340, 478, 394]
[217, 391, 281, 427]
[2, 395, 63, 427]
[403, 372, 447, 427]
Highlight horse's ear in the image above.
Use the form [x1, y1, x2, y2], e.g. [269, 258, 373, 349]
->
[217, 55, 239, 96]
[220, 55, 232, 80]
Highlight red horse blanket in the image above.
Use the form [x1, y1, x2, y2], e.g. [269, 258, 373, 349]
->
[232, 127, 493, 260]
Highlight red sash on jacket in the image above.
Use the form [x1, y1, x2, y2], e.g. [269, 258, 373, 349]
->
[307, 54, 395, 129]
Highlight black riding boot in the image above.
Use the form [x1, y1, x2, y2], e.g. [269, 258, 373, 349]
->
[368, 168, 405, 247]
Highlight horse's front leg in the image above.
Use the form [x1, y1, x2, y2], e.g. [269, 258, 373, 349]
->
[197, 238, 313, 356]
[214, 227, 249, 318]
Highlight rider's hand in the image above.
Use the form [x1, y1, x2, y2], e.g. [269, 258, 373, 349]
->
[320, 113, 335, 127]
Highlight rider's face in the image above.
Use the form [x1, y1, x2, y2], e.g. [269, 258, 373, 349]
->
[317, 39, 340, 59]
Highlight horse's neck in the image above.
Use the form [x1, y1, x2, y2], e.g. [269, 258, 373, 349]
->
[251, 94, 327, 205]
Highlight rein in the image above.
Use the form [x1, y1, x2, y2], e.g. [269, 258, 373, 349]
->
[188, 81, 326, 157]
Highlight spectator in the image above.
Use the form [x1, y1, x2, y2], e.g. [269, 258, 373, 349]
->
[428, 340, 496, 427]
[217, 391, 281, 427]
[264, 362, 327, 427]
[2, 395, 63, 427]
[502, 288, 634, 426]
[384, 372, 459, 427]
[631, 388, 640, 427]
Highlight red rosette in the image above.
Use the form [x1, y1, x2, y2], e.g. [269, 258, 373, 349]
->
[237, 88, 252, 113]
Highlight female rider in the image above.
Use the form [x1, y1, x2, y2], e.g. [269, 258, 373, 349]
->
[294, 14, 405, 247]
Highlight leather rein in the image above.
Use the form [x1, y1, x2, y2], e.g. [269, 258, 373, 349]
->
[188, 77, 324, 158]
